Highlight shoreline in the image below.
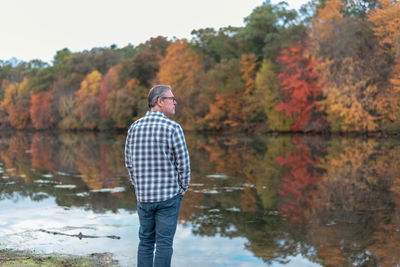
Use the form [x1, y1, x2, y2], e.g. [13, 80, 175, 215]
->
[0, 249, 120, 267]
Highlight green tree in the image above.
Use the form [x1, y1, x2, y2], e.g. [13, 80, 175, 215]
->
[255, 59, 292, 131]
[191, 27, 242, 70]
[239, 0, 305, 59]
[203, 58, 244, 130]
[120, 36, 170, 87]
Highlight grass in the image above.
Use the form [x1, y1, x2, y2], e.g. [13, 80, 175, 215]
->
[0, 249, 119, 267]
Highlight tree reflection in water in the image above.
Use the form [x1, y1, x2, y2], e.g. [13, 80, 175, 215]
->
[0, 132, 399, 265]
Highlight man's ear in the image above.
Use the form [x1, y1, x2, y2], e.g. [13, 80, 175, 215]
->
[156, 97, 164, 107]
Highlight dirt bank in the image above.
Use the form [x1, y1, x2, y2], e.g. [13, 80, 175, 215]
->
[0, 249, 119, 267]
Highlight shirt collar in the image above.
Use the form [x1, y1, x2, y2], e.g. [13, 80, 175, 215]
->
[146, 110, 167, 118]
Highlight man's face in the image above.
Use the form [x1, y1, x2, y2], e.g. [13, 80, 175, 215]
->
[160, 90, 177, 116]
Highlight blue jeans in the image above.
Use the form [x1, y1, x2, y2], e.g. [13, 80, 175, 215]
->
[137, 193, 183, 267]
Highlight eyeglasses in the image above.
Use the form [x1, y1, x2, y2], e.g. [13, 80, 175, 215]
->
[162, 97, 177, 103]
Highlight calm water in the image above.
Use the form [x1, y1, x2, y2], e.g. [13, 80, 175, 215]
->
[0, 132, 399, 266]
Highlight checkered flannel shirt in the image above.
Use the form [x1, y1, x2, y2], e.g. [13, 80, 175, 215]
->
[125, 110, 191, 202]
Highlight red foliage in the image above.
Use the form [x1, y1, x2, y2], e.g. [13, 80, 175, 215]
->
[276, 43, 327, 131]
[276, 136, 323, 225]
[30, 91, 54, 129]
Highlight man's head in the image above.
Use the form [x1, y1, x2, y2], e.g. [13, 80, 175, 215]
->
[148, 85, 177, 116]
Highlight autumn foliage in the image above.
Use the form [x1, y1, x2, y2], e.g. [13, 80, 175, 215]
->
[276, 43, 327, 132]
[30, 91, 54, 129]
[276, 136, 324, 224]
[0, 0, 398, 132]
[157, 39, 205, 129]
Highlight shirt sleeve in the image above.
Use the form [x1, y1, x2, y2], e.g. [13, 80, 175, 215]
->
[124, 127, 135, 184]
[172, 125, 191, 191]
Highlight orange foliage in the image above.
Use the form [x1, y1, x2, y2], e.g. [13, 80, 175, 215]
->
[240, 53, 262, 126]
[74, 142, 103, 190]
[30, 91, 54, 129]
[203, 59, 244, 130]
[240, 53, 257, 95]
[157, 39, 204, 128]
[31, 133, 54, 171]
[204, 93, 232, 129]
[99, 64, 122, 119]
[309, 0, 343, 53]
[3, 78, 31, 129]
[8, 100, 31, 129]
[0, 133, 31, 183]
[367, 0, 400, 125]
[368, 0, 400, 55]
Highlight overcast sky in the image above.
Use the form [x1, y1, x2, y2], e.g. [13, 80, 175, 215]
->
[0, 0, 309, 63]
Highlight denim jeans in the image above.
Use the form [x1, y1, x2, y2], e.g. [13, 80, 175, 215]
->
[137, 193, 183, 267]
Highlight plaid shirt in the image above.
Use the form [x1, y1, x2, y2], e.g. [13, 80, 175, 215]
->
[125, 110, 191, 202]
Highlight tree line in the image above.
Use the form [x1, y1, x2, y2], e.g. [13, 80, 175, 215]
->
[0, 0, 399, 132]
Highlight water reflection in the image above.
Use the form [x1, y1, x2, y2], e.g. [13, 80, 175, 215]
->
[0, 132, 399, 266]
[0, 132, 136, 213]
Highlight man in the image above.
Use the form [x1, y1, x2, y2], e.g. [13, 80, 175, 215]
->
[125, 85, 190, 267]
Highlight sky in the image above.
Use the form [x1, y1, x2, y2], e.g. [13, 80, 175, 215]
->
[0, 0, 309, 64]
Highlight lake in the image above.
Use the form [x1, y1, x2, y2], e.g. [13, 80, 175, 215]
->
[0, 131, 399, 266]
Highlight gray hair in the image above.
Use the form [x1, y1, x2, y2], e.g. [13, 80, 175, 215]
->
[148, 85, 171, 108]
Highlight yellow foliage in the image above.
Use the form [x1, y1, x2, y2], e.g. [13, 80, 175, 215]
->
[76, 70, 102, 101]
[309, 0, 343, 52]
[368, 0, 400, 54]
[2, 83, 18, 110]
[2, 78, 31, 129]
[74, 70, 103, 129]
[320, 58, 379, 131]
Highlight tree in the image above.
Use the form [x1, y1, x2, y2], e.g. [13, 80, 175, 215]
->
[240, 53, 260, 128]
[191, 27, 242, 70]
[308, 0, 385, 131]
[105, 78, 138, 128]
[276, 43, 327, 132]
[99, 64, 122, 120]
[157, 39, 205, 129]
[74, 70, 102, 129]
[53, 48, 72, 77]
[239, 1, 305, 59]
[58, 94, 79, 130]
[368, 0, 400, 128]
[30, 91, 55, 129]
[30, 67, 55, 94]
[255, 59, 292, 131]
[203, 59, 244, 130]
[368, 0, 400, 55]
[121, 49, 160, 88]
[3, 78, 31, 129]
[120, 36, 170, 87]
